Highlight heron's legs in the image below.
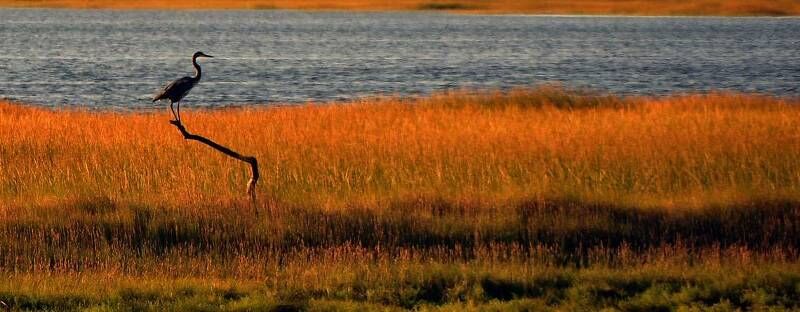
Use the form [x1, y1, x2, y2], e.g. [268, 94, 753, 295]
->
[177, 101, 182, 122]
[169, 101, 178, 122]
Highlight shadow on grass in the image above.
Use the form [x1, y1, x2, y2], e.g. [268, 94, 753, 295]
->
[0, 197, 798, 270]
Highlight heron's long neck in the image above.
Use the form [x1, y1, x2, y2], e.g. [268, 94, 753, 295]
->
[192, 56, 202, 81]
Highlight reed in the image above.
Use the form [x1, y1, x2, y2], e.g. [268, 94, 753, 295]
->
[3, 88, 799, 208]
[1, 88, 799, 309]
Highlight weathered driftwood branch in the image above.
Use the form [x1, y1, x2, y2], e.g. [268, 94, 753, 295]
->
[169, 120, 259, 210]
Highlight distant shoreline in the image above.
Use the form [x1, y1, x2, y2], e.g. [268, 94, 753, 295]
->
[1, 0, 799, 16]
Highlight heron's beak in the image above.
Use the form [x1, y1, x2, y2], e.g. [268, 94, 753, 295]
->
[205, 54, 214, 58]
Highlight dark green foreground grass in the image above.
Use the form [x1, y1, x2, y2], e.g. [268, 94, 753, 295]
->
[2, 263, 799, 310]
[1, 198, 799, 310]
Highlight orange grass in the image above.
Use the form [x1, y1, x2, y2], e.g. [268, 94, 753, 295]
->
[2, 89, 800, 309]
[2, 0, 800, 16]
[2, 88, 800, 210]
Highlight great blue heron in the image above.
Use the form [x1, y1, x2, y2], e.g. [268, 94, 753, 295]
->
[153, 51, 213, 121]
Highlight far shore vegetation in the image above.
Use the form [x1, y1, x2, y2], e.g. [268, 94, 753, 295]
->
[1, 88, 800, 309]
[1, 0, 800, 16]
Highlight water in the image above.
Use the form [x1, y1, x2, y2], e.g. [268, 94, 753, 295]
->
[0, 9, 798, 109]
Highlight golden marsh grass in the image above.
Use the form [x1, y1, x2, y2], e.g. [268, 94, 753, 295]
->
[3, 88, 800, 209]
[1, 88, 800, 309]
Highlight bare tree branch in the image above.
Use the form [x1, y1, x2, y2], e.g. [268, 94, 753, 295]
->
[169, 119, 259, 213]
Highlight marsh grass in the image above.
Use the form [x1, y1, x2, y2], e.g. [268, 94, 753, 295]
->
[2, 88, 800, 309]
[1, 263, 799, 310]
[3, 87, 799, 208]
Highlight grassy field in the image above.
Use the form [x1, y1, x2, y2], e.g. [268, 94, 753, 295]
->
[2, 88, 800, 310]
[2, 0, 800, 15]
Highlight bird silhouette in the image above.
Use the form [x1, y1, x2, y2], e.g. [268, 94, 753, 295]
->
[153, 51, 213, 122]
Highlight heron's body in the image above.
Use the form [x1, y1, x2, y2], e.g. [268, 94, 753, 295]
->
[153, 76, 197, 103]
[153, 51, 213, 121]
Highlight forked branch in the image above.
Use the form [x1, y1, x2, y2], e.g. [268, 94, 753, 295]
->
[169, 120, 259, 209]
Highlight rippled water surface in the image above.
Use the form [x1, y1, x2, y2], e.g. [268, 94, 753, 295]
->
[0, 9, 798, 109]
